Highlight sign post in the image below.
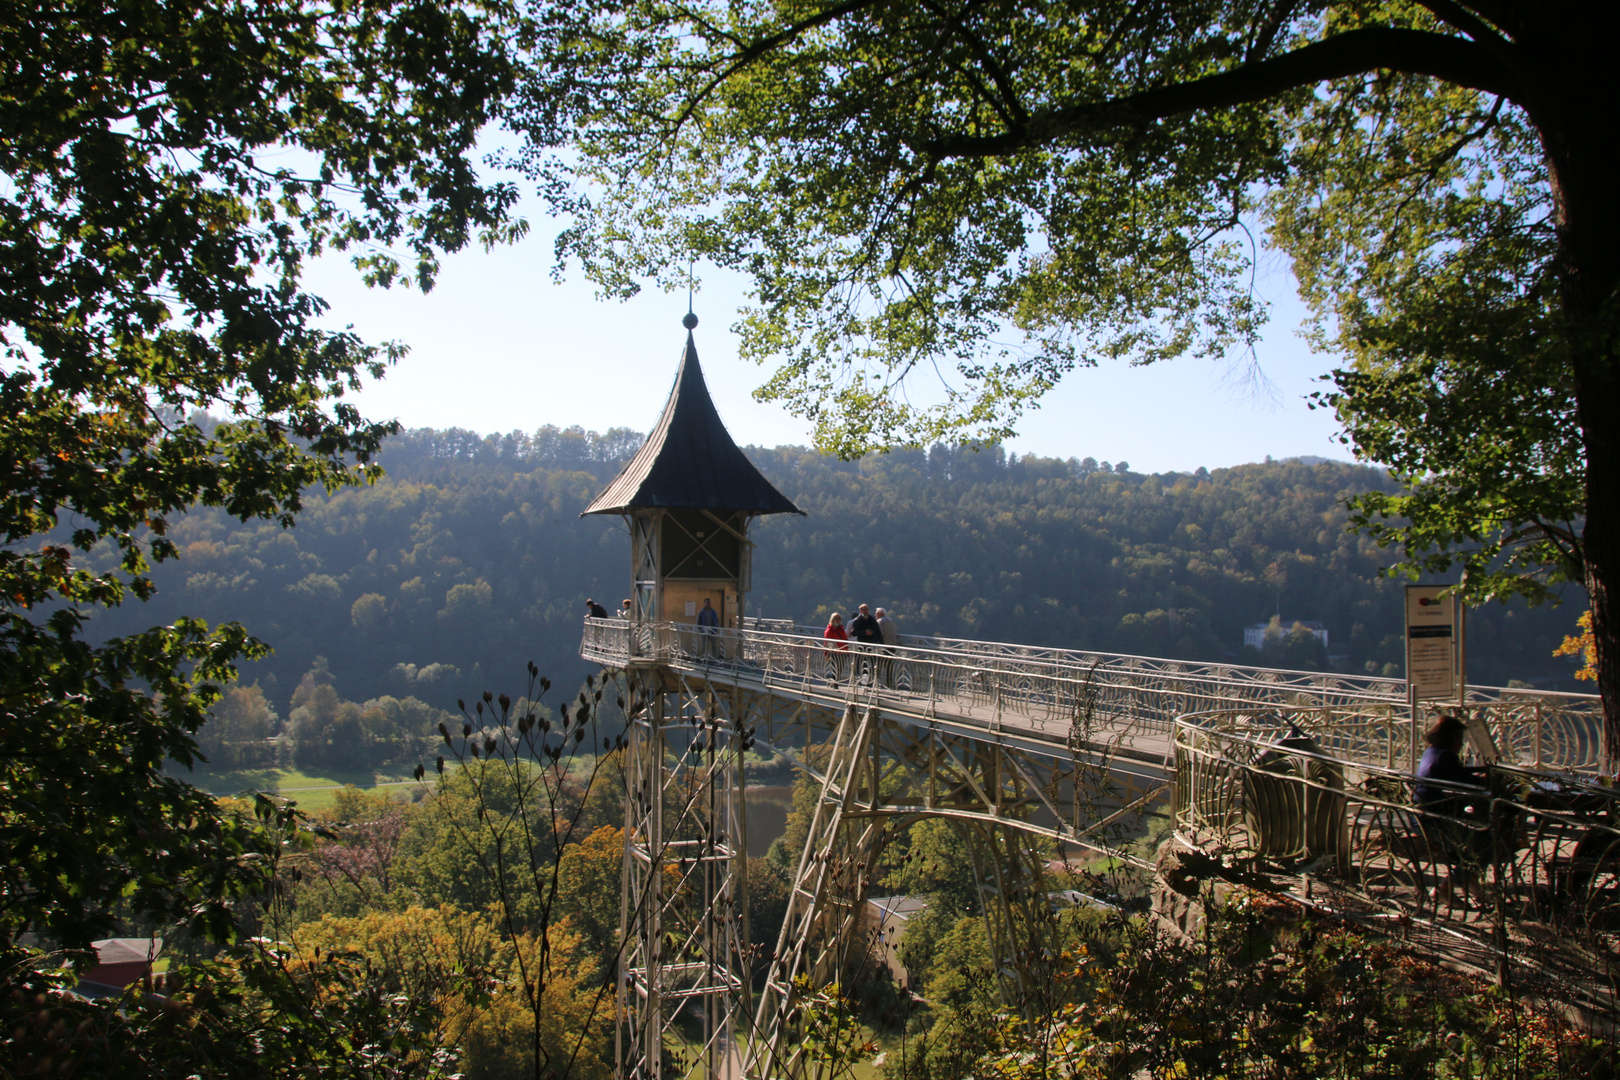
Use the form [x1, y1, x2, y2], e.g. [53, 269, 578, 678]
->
[1406, 586, 1458, 699]
[1406, 586, 1459, 766]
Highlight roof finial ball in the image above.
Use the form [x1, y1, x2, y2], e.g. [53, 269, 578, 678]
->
[682, 311, 699, 330]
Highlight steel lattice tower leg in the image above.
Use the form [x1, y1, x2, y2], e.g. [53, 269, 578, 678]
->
[744, 710, 1094, 1080]
[619, 671, 750, 1080]
[746, 705, 890, 1080]
[960, 819, 1063, 1011]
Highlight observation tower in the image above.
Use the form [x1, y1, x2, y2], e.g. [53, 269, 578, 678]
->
[583, 313, 801, 1080]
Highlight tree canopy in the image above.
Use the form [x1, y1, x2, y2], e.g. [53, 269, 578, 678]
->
[0, 0, 528, 965]
[513, 0, 1620, 763]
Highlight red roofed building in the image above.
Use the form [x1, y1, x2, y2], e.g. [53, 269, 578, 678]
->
[79, 938, 162, 993]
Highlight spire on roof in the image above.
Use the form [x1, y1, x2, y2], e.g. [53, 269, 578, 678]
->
[582, 317, 803, 517]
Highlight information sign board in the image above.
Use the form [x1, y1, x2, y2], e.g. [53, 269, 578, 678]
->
[1406, 586, 1457, 700]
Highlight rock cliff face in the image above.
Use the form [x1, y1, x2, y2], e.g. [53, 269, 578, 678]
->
[1150, 837, 1303, 944]
[1152, 837, 1217, 943]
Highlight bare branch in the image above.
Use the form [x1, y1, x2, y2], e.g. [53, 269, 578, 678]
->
[1416, 0, 1512, 55]
[1246, 0, 1300, 64]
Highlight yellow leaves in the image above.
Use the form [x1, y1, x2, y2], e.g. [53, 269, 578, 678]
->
[287, 905, 613, 1080]
[1553, 610, 1597, 681]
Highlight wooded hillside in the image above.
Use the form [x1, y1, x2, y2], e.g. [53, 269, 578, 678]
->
[87, 425, 1585, 726]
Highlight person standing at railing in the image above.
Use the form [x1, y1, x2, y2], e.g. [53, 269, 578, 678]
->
[586, 598, 609, 620]
[848, 603, 882, 684]
[620, 599, 632, 618]
[697, 596, 721, 658]
[823, 612, 849, 684]
[876, 607, 899, 687]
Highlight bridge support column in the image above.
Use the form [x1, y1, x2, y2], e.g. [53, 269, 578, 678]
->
[619, 669, 750, 1080]
[960, 820, 1064, 1012]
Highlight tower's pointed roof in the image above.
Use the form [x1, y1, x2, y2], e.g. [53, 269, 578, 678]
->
[582, 318, 803, 517]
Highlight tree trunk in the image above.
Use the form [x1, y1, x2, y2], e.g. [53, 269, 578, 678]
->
[1572, 348, 1620, 774]
[1532, 11, 1620, 772]
[1584, 499, 1620, 775]
[1573, 337, 1620, 774]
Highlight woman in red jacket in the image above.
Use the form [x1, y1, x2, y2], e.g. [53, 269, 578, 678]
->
[822, 612, 849, 684]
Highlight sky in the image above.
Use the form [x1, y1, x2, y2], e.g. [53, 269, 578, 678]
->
[304, 214, 1356, 476]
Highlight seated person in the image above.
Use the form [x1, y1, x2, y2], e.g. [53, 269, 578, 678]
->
[1416, 715, 1487, 807]
[1415, 715, 1492, 893]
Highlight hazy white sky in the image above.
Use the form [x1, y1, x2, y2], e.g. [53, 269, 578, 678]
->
[305, 213, 1354, 476]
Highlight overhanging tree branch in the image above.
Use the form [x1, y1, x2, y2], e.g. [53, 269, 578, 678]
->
[919, 0, 1029, 128]
[672, 0, 880, 130]
[921, 26, 1520, 158]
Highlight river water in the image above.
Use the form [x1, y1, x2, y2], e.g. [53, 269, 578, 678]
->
[743, 784, 794, 857]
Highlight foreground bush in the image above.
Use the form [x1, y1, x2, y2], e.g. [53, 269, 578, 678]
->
[887, 895, 1616, 1080]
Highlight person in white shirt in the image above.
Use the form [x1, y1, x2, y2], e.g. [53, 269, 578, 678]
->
[875, 607, 899, 686]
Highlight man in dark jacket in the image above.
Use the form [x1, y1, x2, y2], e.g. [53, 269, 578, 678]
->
[848, 603, 881, 682]
[848, 603, 880, 644]
[696, 596, 721, 658]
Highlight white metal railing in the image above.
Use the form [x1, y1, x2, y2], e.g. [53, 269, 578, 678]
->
[583, 616, 1128, 747]
[1171, 709, 1620, 1009]
[580, 618, 1604, 771]
[818, 623, 1595, 723]
[1174, 709, 1615, 851]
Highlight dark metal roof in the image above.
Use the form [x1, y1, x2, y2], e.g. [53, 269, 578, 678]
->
[582, 327, 803, 517]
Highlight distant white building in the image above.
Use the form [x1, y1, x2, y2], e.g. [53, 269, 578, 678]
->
[1244, 620, 1329, 650]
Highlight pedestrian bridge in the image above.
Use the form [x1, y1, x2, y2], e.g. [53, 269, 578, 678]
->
[583, 618, 1615, 1079]
[582, 616, 1605, 776]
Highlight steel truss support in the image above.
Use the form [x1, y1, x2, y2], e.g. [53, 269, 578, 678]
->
[742, 701, 1169, 1080]
[606, 671, 1167, 1080]
[960, 819, 1064, 1013]
[591, 617, 1601, 1079]
[749, 704, 892, 1076]
[618, 667, 759, 1080]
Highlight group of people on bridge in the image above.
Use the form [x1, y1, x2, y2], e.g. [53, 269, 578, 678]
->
[822, 602, 900, 686]
[585, 597, 635, 620]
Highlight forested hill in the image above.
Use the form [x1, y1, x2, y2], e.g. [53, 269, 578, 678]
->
[89, 425, 1584, 717]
